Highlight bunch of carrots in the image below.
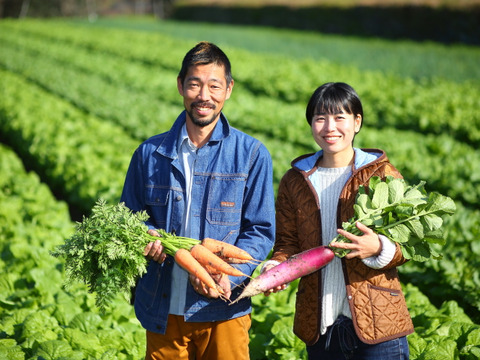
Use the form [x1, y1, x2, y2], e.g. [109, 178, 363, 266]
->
[159, 230, 258, 298]
[50, 199, 259, 312]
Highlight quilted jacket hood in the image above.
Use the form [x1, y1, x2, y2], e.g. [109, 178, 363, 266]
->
[291, 148, 380, 174]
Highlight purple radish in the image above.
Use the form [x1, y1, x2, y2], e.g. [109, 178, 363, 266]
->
[233, 246, 334, 303]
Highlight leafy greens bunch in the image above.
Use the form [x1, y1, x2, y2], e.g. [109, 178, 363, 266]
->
[51, 198, 199, 312]
[330, 176, 456, 262]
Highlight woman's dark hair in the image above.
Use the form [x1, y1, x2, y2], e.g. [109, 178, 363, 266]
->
[305, 82, 363, 131]
[178, 41, 233, 85]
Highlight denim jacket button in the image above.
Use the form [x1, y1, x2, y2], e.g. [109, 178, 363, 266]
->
[176, 195, 182, 201]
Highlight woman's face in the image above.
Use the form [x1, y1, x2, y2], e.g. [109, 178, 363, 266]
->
[311, 108, 362, 167]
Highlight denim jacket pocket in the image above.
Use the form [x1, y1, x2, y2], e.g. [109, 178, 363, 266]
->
[145, 186, 170, 228]
[206, 175, 245, 226]
[136, 262, 167, 312]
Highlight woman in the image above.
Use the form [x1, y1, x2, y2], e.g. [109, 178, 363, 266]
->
[265, 82, 413, 359]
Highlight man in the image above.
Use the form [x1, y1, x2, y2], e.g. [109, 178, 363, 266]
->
[120, 41, 275, 359]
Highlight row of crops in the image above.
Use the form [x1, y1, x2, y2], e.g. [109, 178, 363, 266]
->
[1, 18, 479, 359]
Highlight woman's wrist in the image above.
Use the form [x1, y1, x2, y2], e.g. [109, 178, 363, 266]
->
[361, 235, 396, 269]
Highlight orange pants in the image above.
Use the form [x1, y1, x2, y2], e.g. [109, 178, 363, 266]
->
[145, 314, 251, 360]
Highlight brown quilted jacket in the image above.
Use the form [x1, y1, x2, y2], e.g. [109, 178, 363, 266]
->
[272, 148, 414, 346]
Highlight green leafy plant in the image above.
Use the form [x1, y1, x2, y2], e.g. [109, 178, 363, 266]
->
[330, 176, 456, 261]
[50, 199, 199, 312]
[3, 18, 480, 358]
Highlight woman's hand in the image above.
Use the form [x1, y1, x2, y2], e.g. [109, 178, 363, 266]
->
[330, 222, 382, 259]
[262, 263, 287, 296]
[143, 229, 167, 263]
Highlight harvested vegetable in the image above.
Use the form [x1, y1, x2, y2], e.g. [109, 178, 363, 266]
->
[201, 237, 254, 261]
[232, 246, 334, 303]
[221, 257, 258, 264]
[50, 199, 199, 312]
[174, 248, 220, 293]
[190, 244, 248, 277]
[330, 176, 456, 261]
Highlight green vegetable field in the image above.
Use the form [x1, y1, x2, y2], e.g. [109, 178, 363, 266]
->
[1, 16, 480, 359]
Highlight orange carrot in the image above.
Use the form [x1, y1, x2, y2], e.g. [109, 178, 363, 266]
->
[221, 256, 261, 264]
[201, 238, 253, 261]
[174, 248, 218, 291]
[203, 263, 221, 275]
[190, 244, 248, 277]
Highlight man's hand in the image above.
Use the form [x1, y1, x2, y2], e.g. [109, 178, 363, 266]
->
[330, 222, 382, 259]
[143, 229, 167, 263]
[190, 273, 232, 300]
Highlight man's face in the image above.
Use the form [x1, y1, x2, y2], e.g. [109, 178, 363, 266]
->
[177, 63, 233, 128]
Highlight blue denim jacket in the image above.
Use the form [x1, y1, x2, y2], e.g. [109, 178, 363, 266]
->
[120, 111, 275, 334]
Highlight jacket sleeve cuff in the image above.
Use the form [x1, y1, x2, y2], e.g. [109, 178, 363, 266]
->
[361, 235, 396, 269]
[260, 260, 281, 273]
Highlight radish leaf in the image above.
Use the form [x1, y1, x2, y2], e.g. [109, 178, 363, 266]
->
[330, 176, 456, 261]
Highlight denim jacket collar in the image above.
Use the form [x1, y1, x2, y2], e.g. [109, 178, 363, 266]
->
[156, 111, 231, 160]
